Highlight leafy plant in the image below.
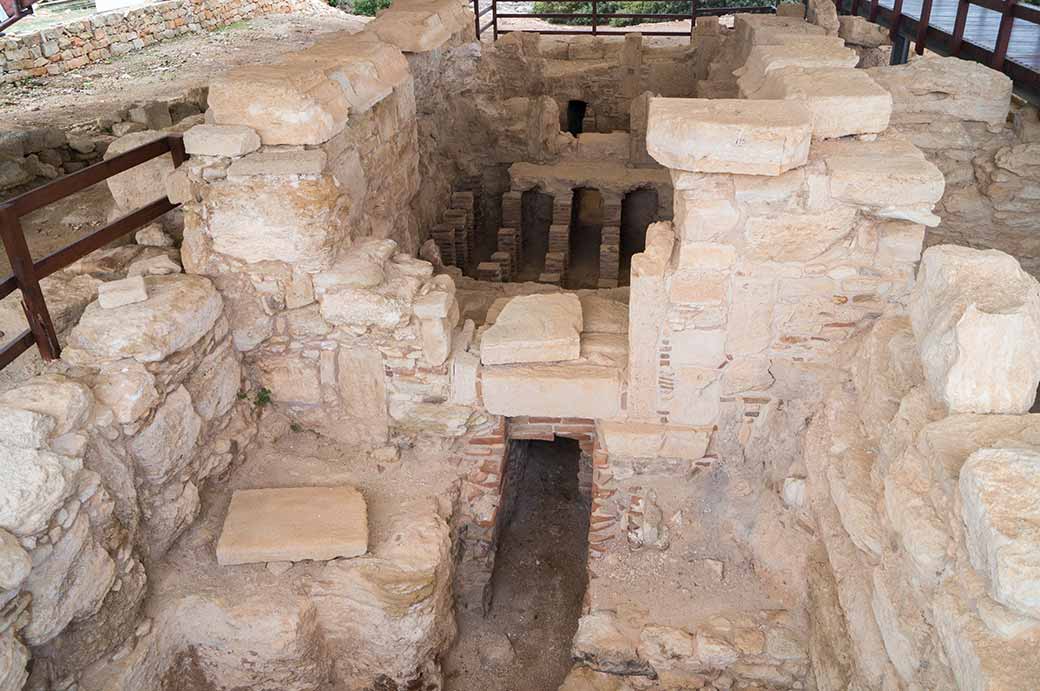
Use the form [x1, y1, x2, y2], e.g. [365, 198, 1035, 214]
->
[531, 0, 776, 26]
[352, 0, 393, 15]
[255, 387, 272, 407]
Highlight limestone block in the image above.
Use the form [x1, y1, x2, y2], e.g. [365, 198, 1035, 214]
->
[838, 15, 890, 47]
[573, 611, 653, 677]
[745, 206, 857, 262]
[0, 528, 30, 591]
[580, 294, 629, 334]
[736, 39, 858, 96]
[203, 174, 347, 270]
[183, 124, 261, 158]
[128, 385, 202, 487]
[0, 443, 80, 536]
[338, 348, 389, 446]
[209, 64, 350, 145]
[597, 420, 710, 460]
[867, 57, 1012, 126]
[104, 130, 174, 211]
[670, 366, 721, 426]
[0, 404, 55, 449]
[0, 376, 93, 436]
[260, 356, 321, 406]
[817, 137, 945, 219]
[98, 276, 148, 309]
[22, 513, 116, 646]
[414, 290, 454, 319]
[127, 254, 182, 277]
[314, 238, 396, 292]
[646, 98, 812, 176]
[186, 339, 241, 421]
[480, 293, 583, 365]
[0, 629, 28, 691]
[319, 288, 411, 328]
[216, 486, 368, 566]
[388, 401, 472, 437]
[909, 246, 1040, 414]
[482, 363, 621, 419]
[421, 317, 452, 367]
[135, 224, 174, 247]
[960, 448, 1040, 618]
[450, 350, 479, 405]
[227, 149, 328, 177]
[66, 275, 222, 365]
[368, 7, 452, 53]
[94, 360, 159, 424]
[752, 67, 892, 139]
[806, 0, 839, 35]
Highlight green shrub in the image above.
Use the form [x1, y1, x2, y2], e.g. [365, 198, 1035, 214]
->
[531, 0, 775, 26]
[352, 0, 393, 15]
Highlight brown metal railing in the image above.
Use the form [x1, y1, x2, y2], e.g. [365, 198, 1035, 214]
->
[474, 0, 777, 40]
[0, 134, 186, 370]
[841, 0, 1040, 99]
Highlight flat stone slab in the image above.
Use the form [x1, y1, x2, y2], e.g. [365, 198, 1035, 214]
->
[481, 363, 622, 419]
[646, 98, 812, 176]
[216, 486, 368, 566]
[480, 293, 583, 365]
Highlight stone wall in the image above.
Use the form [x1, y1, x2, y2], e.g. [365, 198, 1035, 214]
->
[802, 245, 1040, 689]
[0, 0, 326, 84]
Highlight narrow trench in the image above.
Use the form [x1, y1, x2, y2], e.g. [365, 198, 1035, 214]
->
[445, 437, 590, 691]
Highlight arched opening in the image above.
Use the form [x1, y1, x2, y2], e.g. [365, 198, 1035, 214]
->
[519, 188, 553, 282]
[619, 187, 659, 286]
[568, 187, 603, 289]
[566, 100, 587, 137]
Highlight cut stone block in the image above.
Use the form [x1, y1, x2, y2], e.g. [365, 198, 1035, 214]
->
[97, 276, 148, 309]
[480, 293, 583, 365]
[909, 245, 1040, 414]
[817, 137, 945, 213]
[104, 130, 174, 211]
[209, 64, 350, 146]
[752, 67, 892, 139]
[867, 56, 1012, 126]
[736, 39, 858, 96]
[183, 124, 261, 158]
[481, 363, 622, 419]
[646, 98, 813, 176]
[227, 149, 328, 177]
[838, 15, 891, 47]
[216, 486, 368, 566]
[960, 448, 1040, 619]
[596, 420, 710, 460]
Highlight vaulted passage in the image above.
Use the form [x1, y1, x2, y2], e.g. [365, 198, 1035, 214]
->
[566, 100, 588, 136]
[620, 187, 658, 286]
[520, 188, 553, 281]
[568, 187, 603, 289]
[445, 437, 589, 691]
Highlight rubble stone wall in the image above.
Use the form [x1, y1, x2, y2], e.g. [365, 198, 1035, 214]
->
[0, 0, 324, 84]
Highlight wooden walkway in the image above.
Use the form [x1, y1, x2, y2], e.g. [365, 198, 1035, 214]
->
[874, 0, 1040, 70]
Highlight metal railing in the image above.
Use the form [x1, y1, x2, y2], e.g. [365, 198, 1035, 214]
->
[474, 0, 777, 40]
[840, 0, 1040, 99]
[0, 134, 186, 370]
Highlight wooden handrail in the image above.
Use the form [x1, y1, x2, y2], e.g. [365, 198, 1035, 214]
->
[0, 133, 186, 369]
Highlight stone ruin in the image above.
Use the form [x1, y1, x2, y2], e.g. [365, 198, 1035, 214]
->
[1, 1, 1040, 689]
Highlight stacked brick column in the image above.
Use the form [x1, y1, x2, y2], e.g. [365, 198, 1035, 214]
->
[496, 226, 521, 280]
[599, 192, 622, 288]
[442, 208, 469, 267]
[588, 444, 618, 559]
[450, 191, 476, 261]
[430, 223, 456, 266]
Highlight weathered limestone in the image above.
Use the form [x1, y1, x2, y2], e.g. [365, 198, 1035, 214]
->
[597, 420, 710, 460]
[646, 98, 813, 176]
[960, 448, 1040, 618]
[216, 486, 369, 566]
[838, 15, 890, 48]
[736, 39, 858, 96]
[183, 124, 262, 157]
[481, 363, 622, 419]
[868, 56, 1013, 126]
[480, 293, 583, 365]
[64, 275, 223, 364]
[97, 276, 148, 309]
[909, 245, 1040, 414]
[103, 130, 175, 211]
[751, 67, 892, 139]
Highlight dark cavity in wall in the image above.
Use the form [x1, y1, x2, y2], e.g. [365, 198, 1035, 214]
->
[566, 100, 588, 137]
[444, 437, 590, 691]
[568, 187, 603, 289]
[620, 187, 659, 286]
[520, 189, 553, 281]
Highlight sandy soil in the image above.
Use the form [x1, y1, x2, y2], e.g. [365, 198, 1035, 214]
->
[444, 438, 590, 691]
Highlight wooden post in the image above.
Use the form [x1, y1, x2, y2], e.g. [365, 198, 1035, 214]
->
[991, 0, 1019, 69]
[592, 0, 598, 35]
[950, 0, 971, 55]
[0, 208, 60, 360]
[915, 0, 933, 54]
[889, 0, 905, 39]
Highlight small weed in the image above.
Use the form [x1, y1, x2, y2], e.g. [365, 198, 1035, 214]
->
[215, 20, 248, 32]
[236, 391, 247, 400]
[254, 387, 272, 407]
[290, 422, 303, 433]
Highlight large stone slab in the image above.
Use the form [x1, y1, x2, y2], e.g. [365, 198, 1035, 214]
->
[209, 63, 350, 146]
[65, 275, 222, 364]
[646, 98, 812, 176]
[480, 293, 583, 365]
[909, 245, 1040, 414]
[867, 56, 1012, 126]
[817, 137, 945, 214]
[104, 130, 174, 211]
[960, 447, 1040, 618]
[216, 486, 368, 566]
[752, 66, 892, 139]
[736, 38, 857, 96]
[481, 363, 622, 419]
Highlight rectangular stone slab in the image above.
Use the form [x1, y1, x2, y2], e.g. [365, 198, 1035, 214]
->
[216, 486, 368, 566]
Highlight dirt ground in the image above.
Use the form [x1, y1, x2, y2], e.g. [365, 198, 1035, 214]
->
[1, 8, 368, 129]
[444, 438, 590, 691]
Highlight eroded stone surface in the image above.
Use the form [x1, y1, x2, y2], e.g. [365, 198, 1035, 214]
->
[480, 293, 583, 365]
